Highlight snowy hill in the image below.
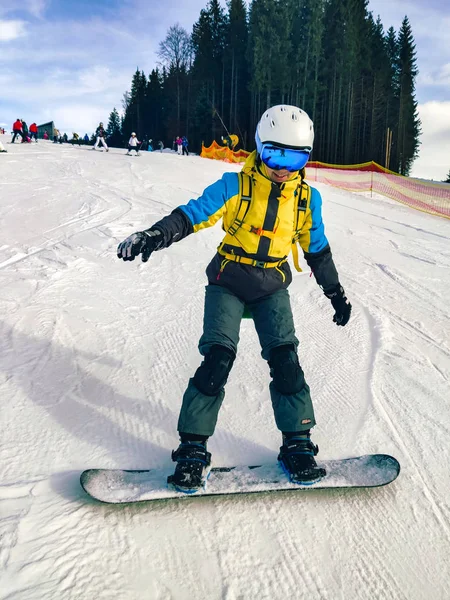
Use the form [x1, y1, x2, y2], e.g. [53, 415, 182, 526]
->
[1, 136, 449, 600]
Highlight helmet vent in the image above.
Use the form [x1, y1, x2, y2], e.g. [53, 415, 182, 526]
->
[271, 120, 275, 127]
[291, 113, 298, 121]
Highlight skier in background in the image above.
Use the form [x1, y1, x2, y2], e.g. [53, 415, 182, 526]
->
[158, 141, 164, 152]
[93, 122, 109, 151]
[11, 119, 23, 143]
[117, 105, 352, 493]
[71, 133, 81, 146]
[21, 120, 29, 142]
[29, 123, 38, 142]
[181, 136, 189, 156]
[175, 136, 183, 155]
[126, 132, 141, 156]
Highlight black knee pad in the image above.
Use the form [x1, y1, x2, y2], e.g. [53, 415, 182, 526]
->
[193, 345, 236, 396]
[269, 344, 305, 395]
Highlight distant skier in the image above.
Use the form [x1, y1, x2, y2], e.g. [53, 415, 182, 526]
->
[93, 122, 108, 151]
[21, 120, 29, 143]
[71, 133, 81, 146]
[158, 141, 164, 152]
[181, 136, 189, 156]
[11, 119, 23, 143]
[83, 134, 89, 144]
[175, 136, 182, 155]
[126, 132, 141, 156]
[117, 105, 352, 493]
[29, 123, 38, 142]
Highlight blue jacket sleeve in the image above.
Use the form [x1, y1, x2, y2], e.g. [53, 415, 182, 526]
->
[177, 172, 239, 232]
[148, 172, 239, 248]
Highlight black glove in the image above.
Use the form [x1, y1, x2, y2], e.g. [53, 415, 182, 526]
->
[117, 229, 162, 262]
[324, 284, 352, 326]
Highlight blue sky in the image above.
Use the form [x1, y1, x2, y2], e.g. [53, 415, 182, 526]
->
[1, 0, 449, 179]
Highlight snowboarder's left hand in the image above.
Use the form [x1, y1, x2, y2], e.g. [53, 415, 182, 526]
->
[117, 229, 162, 262]
[325, 285, 352, 326]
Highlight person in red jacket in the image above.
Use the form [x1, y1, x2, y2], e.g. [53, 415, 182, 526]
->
[11, 119, 23, 143]
[29, 123, 38, 142]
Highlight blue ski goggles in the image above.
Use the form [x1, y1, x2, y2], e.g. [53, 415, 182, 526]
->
[260, 144, 310, 172]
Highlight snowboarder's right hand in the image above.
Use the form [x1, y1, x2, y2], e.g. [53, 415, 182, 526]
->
[117, 229, 162, 262]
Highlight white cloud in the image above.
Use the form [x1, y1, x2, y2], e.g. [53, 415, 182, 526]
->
[0, 20, 27, 42]
[418, 63, 450, 88]
[410, 101, 450, 181]
[26, 0, 48, 18]
[0, 0, 48, 19]
[0, 62, 130, 134]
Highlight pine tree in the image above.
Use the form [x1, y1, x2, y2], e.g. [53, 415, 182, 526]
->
[248, 0, 292, 114]
[192, 0, 228, 143]
[106, 108, 122, 148]
[396, 16, 421, 175]
[144, 69, 164, 144]
[365, 14, 393, 166]
[319, 0, 348, 162]
[384, 26, 400, 170]
[226, 0, 250, 146]
[445, 170, 450, 183]
[122, 69, 147, 140]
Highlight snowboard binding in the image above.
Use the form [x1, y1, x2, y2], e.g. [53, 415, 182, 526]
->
[278, 437, 327, 485]
[167, 441, 212, 494]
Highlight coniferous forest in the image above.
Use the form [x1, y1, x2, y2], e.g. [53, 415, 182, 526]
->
[106, 0, 421, 176]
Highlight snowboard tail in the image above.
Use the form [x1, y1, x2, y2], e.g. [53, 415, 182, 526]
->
[80, 454, 400, 504]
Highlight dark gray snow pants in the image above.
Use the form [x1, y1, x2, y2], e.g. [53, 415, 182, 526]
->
[177, 284, 316, 437]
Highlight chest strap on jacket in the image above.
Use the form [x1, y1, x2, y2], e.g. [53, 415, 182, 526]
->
[236, 222, 278, 239]
[226, 172, 253, 236]
[218, 248, 286, 269]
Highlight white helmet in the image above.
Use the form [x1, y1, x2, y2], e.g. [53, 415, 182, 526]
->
[255, 105, 314, 152]
[131, 132, 136, 136]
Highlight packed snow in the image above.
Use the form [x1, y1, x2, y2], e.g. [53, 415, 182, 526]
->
[0, 135, 449, 600]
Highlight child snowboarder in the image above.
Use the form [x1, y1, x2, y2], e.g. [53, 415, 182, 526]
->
[117, 105, 352, 493]
[126, 133, 141, 155]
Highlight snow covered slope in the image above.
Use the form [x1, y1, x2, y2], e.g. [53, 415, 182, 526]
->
[1, 135, 449, 600]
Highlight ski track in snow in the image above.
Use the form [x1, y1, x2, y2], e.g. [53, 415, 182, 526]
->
[0, 136, 449, 600]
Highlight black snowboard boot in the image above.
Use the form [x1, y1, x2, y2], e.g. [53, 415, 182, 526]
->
[278, 435, 326, 484]
[168, 441, 212, 493]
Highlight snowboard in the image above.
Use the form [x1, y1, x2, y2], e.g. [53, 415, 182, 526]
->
[80, 454, 400, 504]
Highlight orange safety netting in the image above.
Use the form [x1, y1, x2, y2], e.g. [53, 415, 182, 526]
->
[201, 140, 250, 164]
[305, 161, 450, 220]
